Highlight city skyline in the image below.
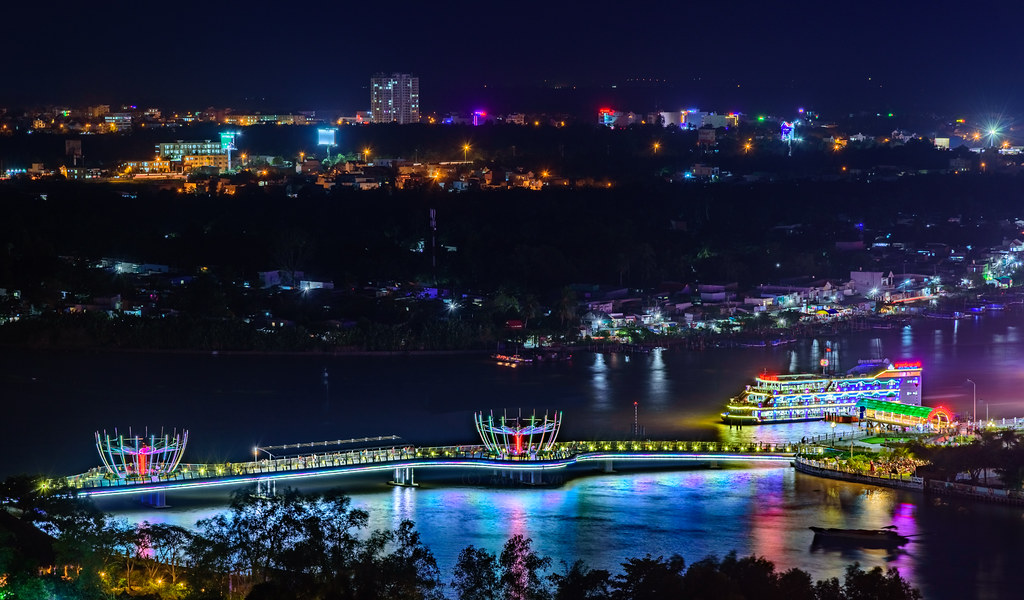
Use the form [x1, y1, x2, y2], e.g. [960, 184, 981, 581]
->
[4, 0, 1023, 114]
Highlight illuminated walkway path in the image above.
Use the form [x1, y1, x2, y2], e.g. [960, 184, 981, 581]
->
[63, 440, 800, 499]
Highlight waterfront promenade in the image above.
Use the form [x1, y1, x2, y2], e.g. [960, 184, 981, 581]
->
[794, 455, 1024, 506]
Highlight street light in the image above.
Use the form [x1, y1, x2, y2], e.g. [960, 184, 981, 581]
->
[463, 144, 470, 162]
[966, 379, 976, 429]
[363, 148, 371, 163]
[652, 142, 660, 154]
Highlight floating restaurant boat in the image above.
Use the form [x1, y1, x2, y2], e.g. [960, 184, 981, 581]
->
[809, 526, 910, 548]
[721, 359, 923, 424]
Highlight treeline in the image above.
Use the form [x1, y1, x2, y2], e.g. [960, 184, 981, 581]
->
[0, 312, 498, 352]
[3, 174, 1022, 302]
[0, 479, 922, 600]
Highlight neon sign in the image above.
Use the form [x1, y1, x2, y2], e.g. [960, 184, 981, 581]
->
[892, 361, 921, 370]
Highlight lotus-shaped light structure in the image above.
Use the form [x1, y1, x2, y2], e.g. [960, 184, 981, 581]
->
[474, 410, 562, 457]
[95, 428, 188, 478]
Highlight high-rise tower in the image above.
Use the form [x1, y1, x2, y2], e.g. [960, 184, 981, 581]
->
[370, 73, 420, 124]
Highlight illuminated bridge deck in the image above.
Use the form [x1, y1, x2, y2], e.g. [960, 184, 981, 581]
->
[64, 441, 799, 498]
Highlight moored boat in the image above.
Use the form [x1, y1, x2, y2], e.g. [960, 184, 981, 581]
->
[809, 526, 910, 547]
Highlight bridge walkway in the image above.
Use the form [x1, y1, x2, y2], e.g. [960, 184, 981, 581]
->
[64, 440, 802, 497]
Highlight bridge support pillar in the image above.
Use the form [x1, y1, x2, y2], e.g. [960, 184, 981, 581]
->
[141, 491, 167, 508]
[389, 467, 418, 488]
[603, 460, 615, 473]
[256, 479, 276, 498]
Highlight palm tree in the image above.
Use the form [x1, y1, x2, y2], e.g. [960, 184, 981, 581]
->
[556, 287, 577, 331]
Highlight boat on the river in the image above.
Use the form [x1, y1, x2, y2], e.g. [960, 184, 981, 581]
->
[721, 359, 923, 424]
[493, 348, 572, 367]
[493, 353, 533, 368]
[809, 526, 910, 548]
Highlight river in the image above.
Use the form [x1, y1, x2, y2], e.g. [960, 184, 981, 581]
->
[2, 312, 1023, 598]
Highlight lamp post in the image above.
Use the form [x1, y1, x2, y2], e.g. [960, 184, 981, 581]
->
[463, 144, 470, 162]
[966, 378, 976, 430]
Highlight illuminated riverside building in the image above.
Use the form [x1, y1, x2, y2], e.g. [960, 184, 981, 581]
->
[721, 360, 923, 424]
[371, 73, 420, 124]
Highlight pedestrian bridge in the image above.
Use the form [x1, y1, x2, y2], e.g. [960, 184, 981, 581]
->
[63, 440, 799, 499]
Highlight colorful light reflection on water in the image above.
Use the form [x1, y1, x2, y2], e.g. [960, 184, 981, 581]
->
[103, 465, 1024, 599]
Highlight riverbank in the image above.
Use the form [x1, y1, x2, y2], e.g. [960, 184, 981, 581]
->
[795, 456, 1024, 507]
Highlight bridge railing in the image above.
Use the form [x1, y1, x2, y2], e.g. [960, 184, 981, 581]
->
[67, 445, 420, 490]
[553, 440, 796, 454]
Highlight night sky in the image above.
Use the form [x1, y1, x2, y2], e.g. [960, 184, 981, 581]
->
[4, 0, 1023, 115]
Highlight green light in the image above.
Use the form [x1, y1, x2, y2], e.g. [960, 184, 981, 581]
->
[757, 116, 765, 122]
[888, 113, 894, 117]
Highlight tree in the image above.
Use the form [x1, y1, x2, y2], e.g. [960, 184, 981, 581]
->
[493, 286, 522, 316]
[777, 567, 816, 600]
[147, 522, 193, 586]
[548, 560, 612, 600]
[617, 554, 685, 600]
[842, 563, 920, 600]
[107, 518, 144, 592]
[452, 545, 501, 600]
[556, 286, 578, 331]
[379, 520, 445, 600]
[499, 535, 551, 600]
[296, 490, 368, 591]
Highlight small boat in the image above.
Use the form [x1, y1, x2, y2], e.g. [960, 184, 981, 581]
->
[809, 526, 910, 548]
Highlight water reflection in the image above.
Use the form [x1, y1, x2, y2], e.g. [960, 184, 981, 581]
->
[647, 348, 667, 406]
[103, 466, 1016, 599]
[901, 325, 913, 355]
[391, 485, 416, 528]
[590, 352, 609, 409]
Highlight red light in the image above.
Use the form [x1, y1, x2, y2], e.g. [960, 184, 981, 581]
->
[893, 361, 921, 369]
[599, 108, 613, 114]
